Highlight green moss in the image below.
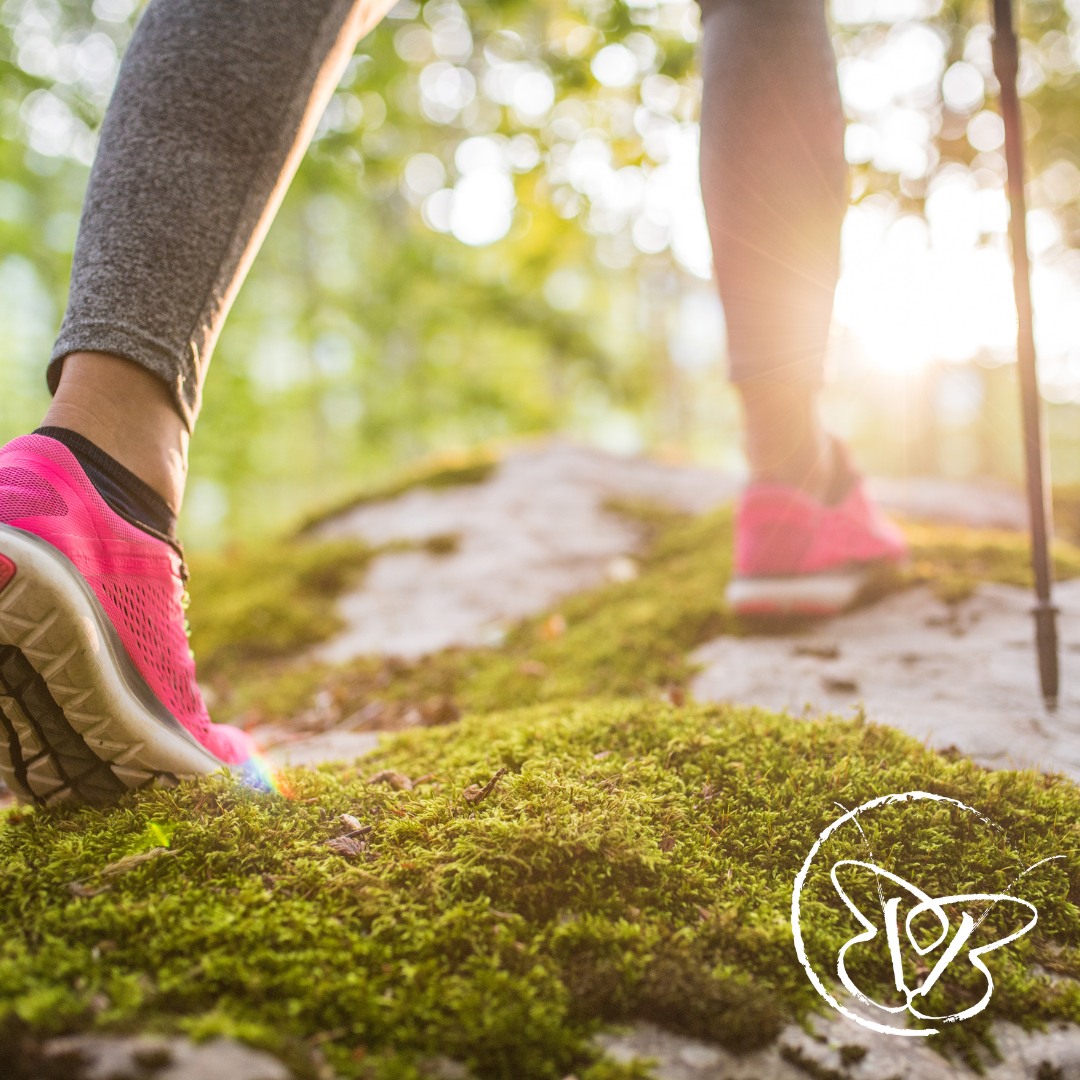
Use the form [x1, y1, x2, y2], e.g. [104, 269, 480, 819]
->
[204, 502, 1080, 730]
[183, 447, 501, 685]
[295, 449, 498, 536]
[202, 502, 732, 726]
[1054, 486, 1080, 548]
[902, 521, 1080, 604]
[9, 481, 1080, 1074]
[2, 702, 1079, 1078]
[463, 504, 736, 709]
[186, 538, 375, 680]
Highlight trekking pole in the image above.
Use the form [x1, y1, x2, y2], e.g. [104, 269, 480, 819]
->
[990, 0, 1059, 709]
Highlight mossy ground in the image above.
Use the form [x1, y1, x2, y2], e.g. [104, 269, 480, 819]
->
[193, 494, 1080, 732]
[187, 538, 374, 680]
[3, 703, 1080, 1079]
[4, 460, 1080, 1077]
[292, 448, 498, 537]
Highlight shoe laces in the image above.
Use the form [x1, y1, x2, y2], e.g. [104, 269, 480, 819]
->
[169, 538, 196, 658]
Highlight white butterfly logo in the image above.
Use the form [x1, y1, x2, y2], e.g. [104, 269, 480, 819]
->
[791, 791, 1063, 1036]
[831, 859, 1044, 1026]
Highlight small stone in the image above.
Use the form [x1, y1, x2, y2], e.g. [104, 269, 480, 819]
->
[39, 1035, 293, 1080]
[342, 701, 385, 728]
[606, 556, 639, 583]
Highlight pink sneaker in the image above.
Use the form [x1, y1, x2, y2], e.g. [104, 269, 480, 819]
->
[0, 433, 258, 805]
[727, 459, 907, 618]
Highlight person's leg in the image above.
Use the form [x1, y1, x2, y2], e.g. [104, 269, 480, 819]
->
[698, 0, 907, 615]
[0, 0, 394, 804]
[42, 0, 394, 513]
[698, 0, 846, 501]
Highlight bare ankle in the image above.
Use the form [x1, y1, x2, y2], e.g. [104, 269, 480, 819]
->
[737, 382, 834, 499]
[42, 352, 189, 513]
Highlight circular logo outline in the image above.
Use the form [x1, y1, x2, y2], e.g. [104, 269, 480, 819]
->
[790, 789, 1030, 1037]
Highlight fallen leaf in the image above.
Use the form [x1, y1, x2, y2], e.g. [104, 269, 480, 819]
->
[659, 836, 676, 853]
[794, 642, 841, 660]
[326, 836, 366, 857]
[663, 684, 686, 707]
[420, 696, 460, 726]
[821, 675, 859, 693]
[463, 767, 509, 804]
[367, 770, 414, 791]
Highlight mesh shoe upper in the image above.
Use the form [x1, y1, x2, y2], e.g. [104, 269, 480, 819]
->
[733, 472, 908, 579]
[0, 433, 254, 766]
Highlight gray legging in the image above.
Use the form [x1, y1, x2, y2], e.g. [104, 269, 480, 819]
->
[48, 0, 845, 433]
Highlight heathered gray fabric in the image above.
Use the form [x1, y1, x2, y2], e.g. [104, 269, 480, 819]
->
[49, 0, 840, 429]
[49, 0, 381, 432]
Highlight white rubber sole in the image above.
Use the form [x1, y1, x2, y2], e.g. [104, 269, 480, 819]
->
[0, 524, 228, 805]
[726, 567, 872, 618]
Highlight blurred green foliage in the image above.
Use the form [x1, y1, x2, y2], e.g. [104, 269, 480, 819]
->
[0, 0, 1078, 545]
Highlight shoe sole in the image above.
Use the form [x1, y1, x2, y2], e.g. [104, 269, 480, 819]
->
[0, 524, 228, 806]
[726, 563, 892, 618]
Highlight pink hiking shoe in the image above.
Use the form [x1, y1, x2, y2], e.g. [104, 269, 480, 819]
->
[727, 452, 907, 618]
[0, 433, 258, 805]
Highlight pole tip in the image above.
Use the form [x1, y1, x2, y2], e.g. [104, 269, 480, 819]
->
[1033, 604, 1060, 712]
